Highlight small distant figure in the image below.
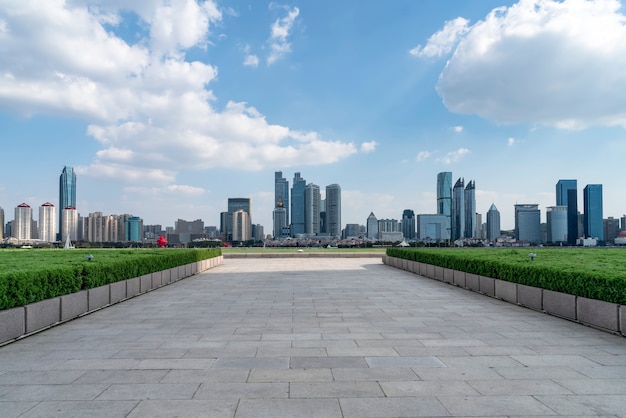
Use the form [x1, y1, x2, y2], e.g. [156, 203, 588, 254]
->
[157, 235, 168, 248]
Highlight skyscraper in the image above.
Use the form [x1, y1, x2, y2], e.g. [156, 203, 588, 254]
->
[366, 212, 378, 240]
[274, 171, 289, 226]
[272, 200, 287, 238]
[325, 184, 341, 238]
[14, 203, 32, 241]
[59, 166, 76, 241]
[61, 207, 78, 242]
[437, 172, 452, 238]
[464, 180, 476, 238]
[0, 206, 4, 239]
[556, 179, 577, 244]
[452, 177, 465, 240]
[39, 202, 56, 243]
[546, 206, 568, 244]
[583, 184, 603, 241]
[515, 204, 541, 244]
[304, 183, 321, 235]
[401, 209, 415, 240]
[290, 172, 306, 236]
[486, 204, 500, 241]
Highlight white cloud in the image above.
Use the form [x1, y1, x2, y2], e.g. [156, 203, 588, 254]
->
[123, 184, 206, 197]
[0, 1, 354, 184]
[416, 151, 432, 162]
[439, 148, 470, 164]
[267, 6, 300, 64]
[507, 137, 516, 146]
[243, 44, 259, 67]
[452, 126, 463, 133]
[409, 17, 469, 58]
[424, 0, 626, 129]
[360, 141, 377, 153]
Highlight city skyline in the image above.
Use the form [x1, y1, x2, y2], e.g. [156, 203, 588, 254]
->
[1, 0, 625, 232]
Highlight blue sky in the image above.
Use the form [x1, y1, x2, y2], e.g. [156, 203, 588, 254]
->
[1, 0, 625, 232]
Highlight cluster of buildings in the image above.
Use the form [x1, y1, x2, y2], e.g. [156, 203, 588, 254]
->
[272, 171, 342, 239]
[2, 167, 625, 247]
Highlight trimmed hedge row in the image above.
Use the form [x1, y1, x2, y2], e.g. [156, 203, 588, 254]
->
[0, 249, 221, 310]
[386, 248, 626, 305]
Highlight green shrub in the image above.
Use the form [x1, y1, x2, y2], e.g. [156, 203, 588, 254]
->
[0, 248, 221, 310]
[387, 248, 626, 304]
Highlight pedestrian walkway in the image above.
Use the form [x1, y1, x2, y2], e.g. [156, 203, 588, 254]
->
[1, 257, 625, 417]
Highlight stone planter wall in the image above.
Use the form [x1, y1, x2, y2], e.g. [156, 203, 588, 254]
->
[0, 255, 223, 346]
[384, 256, 624, 337]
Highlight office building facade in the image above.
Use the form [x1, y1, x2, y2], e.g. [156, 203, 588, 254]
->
[366, 212, 378, 240]
[416, 214, 449, 240]
[515, 204, 541, 244]
[290, 172, 306, 236]
[401, 209, 415, 240]
[274, 171, 289, 226]
[546, 206, 568, 244]
[583, 184, 603, 241]
[486, 204, 500, 241]
[464, 180, 476, 238]
[325, 184, 341, 238]
[304, 183, 321, 235]
[556, 179, 578, 245]
[437, 172, 452, 238]
[59, 166, 76, 241]
[452, 177, 465, 240]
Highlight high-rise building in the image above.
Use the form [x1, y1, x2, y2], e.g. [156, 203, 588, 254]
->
[39, 202, 56, 243]
[0, 206, 4, 238]
[452, 177, 465, 240]
[59, 166, 76, 241]
[344, 224, 362, 239]
[325, 184, 341, 238]
[464, 180, 476, 238]
[232, 209, 251, 241]
[556, 179, 577, 245]
[61, 207, 78, 242]
[304, 183, 321, 235]
[583, 184, 603, 241]
[14, 203, 32, 241]
[227, 198, 251, 241]
[437, 172, 452, 238]
[290, 172, 306, 236]
[272, 200, 287, 238]
[274, 171, 289, 227]
[401, 209, 415, 240]
[486, 204, 500, 241]
[366, 212, 378, 240]
[125, 217, 143, 242]
[604, 217, 620, 244]
[514, 204, 541, 244]
[546, 206, 568, 244]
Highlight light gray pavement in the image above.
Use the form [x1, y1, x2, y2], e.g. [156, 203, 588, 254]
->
[1, 257, 625, 418]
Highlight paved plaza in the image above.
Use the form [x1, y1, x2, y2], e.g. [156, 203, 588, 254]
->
[1, 257, 625, 417]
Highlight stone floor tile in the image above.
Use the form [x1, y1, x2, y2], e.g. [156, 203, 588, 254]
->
[95, 383, 199, 400]
[290, 356, 368, 369]
[19, 400, 137, 418]
[72, 369, 168, 384]
[248, 368, 333, 382]
[126, 399, 237, 418]
[0, 384, 109, 401]
[290, 381, 384, 398]
[212, 357, 289, 369]
[466, 379, 574, 396]
[555, 378, 626, 395]
[0, 401, 39, 418]
[380, 380, 481, 397]
[194, 382, 289, 399]
[235, 398, 342, 418]
[535, 394, 626, 416]
[365, 356, 445, 368]
[339, 397, 450, 417]
[438, 395, 556, 416]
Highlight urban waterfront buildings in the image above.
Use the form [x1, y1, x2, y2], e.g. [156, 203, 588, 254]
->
[416, 214, 449, 241]
[546, 206, 568, 244]
[366, 212, 378, 240]
[274, 171, 289, 227]
[464, 180, 476, 239]
[401, 209, 416, 240]
[304, 183, 321, 235]
[290, 172, 306, 236]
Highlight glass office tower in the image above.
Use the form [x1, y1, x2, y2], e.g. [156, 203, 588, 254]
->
[555, 179, 577, 245]
[59, 166, 76, 241]
[583, 184, 603, 241]
[290, 172, 306, 236]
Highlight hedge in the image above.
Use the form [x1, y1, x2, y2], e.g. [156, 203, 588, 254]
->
[386, 248, 626, 305]
[0, 248, 221, 310]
